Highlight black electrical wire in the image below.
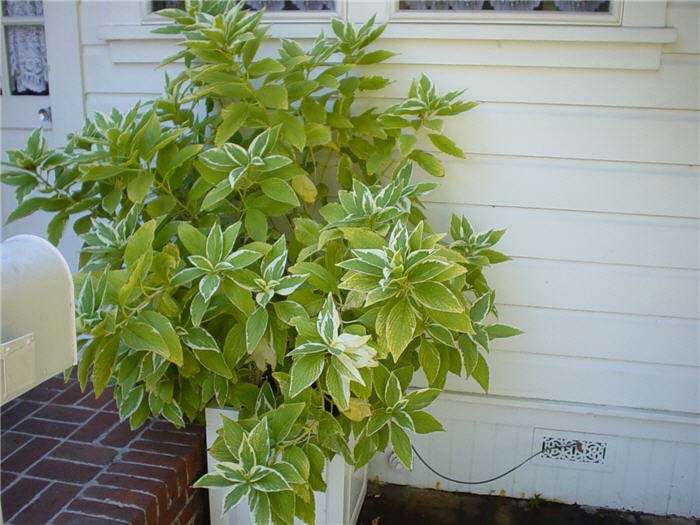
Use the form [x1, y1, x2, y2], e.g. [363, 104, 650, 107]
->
[411, 441, 582, 486]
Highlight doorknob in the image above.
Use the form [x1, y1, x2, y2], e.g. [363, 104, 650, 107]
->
[38, 107, 52, 123]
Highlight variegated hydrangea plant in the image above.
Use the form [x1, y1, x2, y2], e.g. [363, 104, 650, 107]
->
[1, 1, 520, 523]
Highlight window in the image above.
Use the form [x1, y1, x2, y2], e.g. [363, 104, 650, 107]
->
[150, 1, 336, 13]
[398, 1, 610, 13]
[1, 0, 49, 96]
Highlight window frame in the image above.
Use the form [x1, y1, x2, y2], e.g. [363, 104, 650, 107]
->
[387, 0, 623, 26]
[142, 0, 346, 24]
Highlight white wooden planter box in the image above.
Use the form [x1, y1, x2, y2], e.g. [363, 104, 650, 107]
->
[206, 406, 367, 525]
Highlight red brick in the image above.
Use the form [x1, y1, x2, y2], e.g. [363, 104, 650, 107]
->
[2, 436, 60, 472]
[0, 476, 49, 519]
[51, 442, 117, 466]
[54, 511, 124, 524]
[84, 486, 157, 525]
[78, 387, 114, 410]
[41, 375, 73, 390]
[52, 383, 88, 405]
[0, 399, 41, 429]
[101, 421, 142, 448]
[1, 471, 17, 489]
[173, 490, 207, 525]
[102, 398, 118, 413]
[11, 482, 81, 525]
[18, 385, 61, 402]
[28, 458, 101, 483]
[70, 411, 120, 442]
[68, 498, 145, 525]
[150, 421, 204, 437]
[107, 463, 178, 502]
[141, 428, 202, 446]
[34, 404, 95, 423]
[96, 473, 169, 519]
[130, 439, 192, 457]
[1, 431, 33, 457]
[13, 417, 79, 438]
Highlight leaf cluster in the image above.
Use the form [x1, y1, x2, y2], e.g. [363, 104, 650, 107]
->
[1, 2, 520, 524]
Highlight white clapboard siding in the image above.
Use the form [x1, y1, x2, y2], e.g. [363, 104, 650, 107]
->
[487, 258, 698, 319]
[421, 156, 699, 219]
[421, 102, 699, 166]
[359, 55, 699, 110]
[353, 98, 700, 165]
[491, 305, 700, 368]
[664, 1, 700, 55]
[424, 203, 699, 270]
[416, 353, 699, 412]
[371, 394, 700, 516]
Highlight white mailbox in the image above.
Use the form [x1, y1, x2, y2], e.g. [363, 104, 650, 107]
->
[0, 234, 77, 405]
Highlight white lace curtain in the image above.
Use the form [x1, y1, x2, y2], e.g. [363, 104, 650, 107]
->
[399, 1, 606, 11]
[153, 1, 336, 11]
[3, 1, 49, 95]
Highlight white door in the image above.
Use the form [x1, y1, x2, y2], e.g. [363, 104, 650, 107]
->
[0, 0, 84, 267]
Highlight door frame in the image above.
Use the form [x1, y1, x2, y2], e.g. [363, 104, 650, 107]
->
[42, 0, 85, 142]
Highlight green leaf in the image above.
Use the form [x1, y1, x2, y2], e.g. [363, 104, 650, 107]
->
[271, 461, 304, 484]
[47, 212, 69, 246]
[178, 223, 206, 256]
[410, 150, 444, 177]
[412, 281, 463, 313]
[385, 299, 416, 360]
[304, 123, 331, 148]
[4, 197, 48, 224]
[384, 373, 402, 407]
[358, 50, 397, 64]
[428, 133, 465, 158]
[254, 467, 291, 492]
[126, 171, 154, 203]
[259, 178, 299, 206]
[470, 293, 491, 323]
[92, 335, 120, 397]
[222, 484, 249, 515]
[215, 103, 249, 146]
[257, 85, 288, 110]
[162, 401, 185, 427]
[245, 208, 268, 242]
[120, 386, 144, 420]
[250, 490, 272, 525]
[390, 422, 413, 469]
[399, 133, 417, 157]
[289, 353, 326, 398]
[325, 363, 350, 411]
[249, 57, 286, 77]
[193, 473, 232, 488]
[410, 411, 445, 434]
[472, 352, 489, 391]
[418, 340, 440, 385]
[406, 388, 440, 411]
[486, 324, 523, 339]
[268, 403, 305, 443]
[458, 334, 479, 377]
[246, 307, 269, 352]
[141, 310, 183, 366]
[124, 220, 156, 271]
[122, 320, 172, 362]
[201, 179, 234, 211]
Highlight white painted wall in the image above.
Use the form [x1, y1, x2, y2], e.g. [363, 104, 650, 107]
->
[1, 0, 697, 518]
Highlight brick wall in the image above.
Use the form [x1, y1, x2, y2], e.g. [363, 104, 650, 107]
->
[1, 373, 209, 525]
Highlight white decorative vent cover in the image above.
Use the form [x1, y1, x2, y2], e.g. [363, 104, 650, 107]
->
[540, 436, 607, 464]
[532, 429, 616, 472]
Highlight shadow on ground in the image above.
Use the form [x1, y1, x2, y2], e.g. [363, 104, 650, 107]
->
[357, 483, 699, 525]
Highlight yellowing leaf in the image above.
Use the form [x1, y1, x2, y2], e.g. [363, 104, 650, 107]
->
[291, 174, 317, 203]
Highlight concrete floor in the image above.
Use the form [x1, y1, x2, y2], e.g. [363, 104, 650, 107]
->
[357, 483, 699, 525]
